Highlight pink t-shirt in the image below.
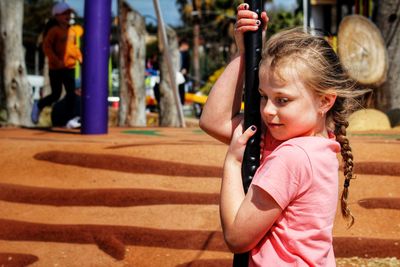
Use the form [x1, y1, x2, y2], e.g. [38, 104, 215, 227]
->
[250, 135, 341, 267]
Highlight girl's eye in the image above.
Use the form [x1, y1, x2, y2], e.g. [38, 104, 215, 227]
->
[276, 98, 289, 104]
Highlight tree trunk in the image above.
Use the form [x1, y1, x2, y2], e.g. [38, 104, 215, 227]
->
[192, 0, 201, 90]
[158, 26, 181, 127]
[375, 0, 400, 111]
[0, 0, 32, 126]
[118, 1, 147, 126]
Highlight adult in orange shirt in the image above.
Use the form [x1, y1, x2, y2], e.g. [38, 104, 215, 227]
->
[31, 2, 82, 124]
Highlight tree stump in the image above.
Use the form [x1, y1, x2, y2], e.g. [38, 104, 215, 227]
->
[0, 0, 32, 126]
[158, 27, 180, 127]
[118, 1, 147, 126]
[338, 15, 388, 87]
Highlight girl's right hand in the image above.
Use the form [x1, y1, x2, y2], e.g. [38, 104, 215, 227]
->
[226, 124, 257, 164]
[235, 3, 269, 55]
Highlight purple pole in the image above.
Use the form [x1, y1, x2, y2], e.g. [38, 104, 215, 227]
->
[81, 0, 112, 134]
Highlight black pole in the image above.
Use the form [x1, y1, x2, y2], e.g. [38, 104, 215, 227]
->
[233, 0, 263, 266]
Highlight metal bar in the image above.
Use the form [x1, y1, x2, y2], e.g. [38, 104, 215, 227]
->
[233, 0, 263, 266]
[81, 0, 112, 134]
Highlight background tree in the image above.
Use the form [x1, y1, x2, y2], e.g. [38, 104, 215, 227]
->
[0, 0, 31, 126]
[375, 0, 400, 112]
[174, 1, 303, 92]
[175, 0, 243, 88]
[176, 1, 302, 96]
[157, 26, 182, 126]
[266, 7, 303, 36]
[118, 1, 147, 126]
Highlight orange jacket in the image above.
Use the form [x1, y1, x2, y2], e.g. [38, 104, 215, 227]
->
[43, 25, 83, 70]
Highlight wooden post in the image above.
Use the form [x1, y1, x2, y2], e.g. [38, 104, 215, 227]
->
[118, 2, 147, 126]
[192, 0, 201, 90]
[0, 0, 31, 126]
[153, 0, 185, 127]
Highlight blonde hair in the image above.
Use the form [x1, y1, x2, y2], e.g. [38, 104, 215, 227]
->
[261, 27, 369, 227]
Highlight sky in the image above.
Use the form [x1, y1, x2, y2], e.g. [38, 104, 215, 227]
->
[67, 0, 183, 26]
[66, 0, 297, 27]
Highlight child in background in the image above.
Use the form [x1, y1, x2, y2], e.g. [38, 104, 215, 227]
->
[51, 79, 81, 129]
[31, 2, 82, 124]
[199, 3, 368, 266]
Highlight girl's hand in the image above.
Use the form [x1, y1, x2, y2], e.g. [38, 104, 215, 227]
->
[226, 124, 257, 164]
[235, 3, 269, 55]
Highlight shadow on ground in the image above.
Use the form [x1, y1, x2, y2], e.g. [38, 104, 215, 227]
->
[34, 151, 223, 177]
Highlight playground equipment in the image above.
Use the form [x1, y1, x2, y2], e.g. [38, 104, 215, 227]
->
[233, 1, 263, 266]
[81, 0, 112, 134]
[80, 0, 185, 133]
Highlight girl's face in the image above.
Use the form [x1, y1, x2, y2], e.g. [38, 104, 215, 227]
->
[259, 64, 326, 141]
[55, 11, 72, 26]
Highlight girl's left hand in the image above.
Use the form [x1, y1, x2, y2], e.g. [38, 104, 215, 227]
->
[235, 3, 269, 55]
[226, 124, 257, 164]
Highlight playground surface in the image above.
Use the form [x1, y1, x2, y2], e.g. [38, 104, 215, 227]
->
[0, 125, 399, 267]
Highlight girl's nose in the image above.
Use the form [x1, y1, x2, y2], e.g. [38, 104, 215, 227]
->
[262, 99, 277, 116]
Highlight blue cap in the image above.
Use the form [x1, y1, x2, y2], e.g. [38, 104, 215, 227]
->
[52, 2, 74, 16]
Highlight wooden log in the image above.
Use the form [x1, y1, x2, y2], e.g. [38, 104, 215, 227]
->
[0, 0, 32, 126]
[118, 1, 147, 126]
[338, 15, 388, 86]
[157, 25, 181, 127]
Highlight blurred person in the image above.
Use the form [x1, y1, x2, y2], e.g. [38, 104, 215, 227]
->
[178, 38, 191, 105]
[51, 79, 81, 129]
[31, 2, 82, 124]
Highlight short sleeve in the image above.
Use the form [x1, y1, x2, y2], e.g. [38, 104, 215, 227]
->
[251, 143, 312, 209]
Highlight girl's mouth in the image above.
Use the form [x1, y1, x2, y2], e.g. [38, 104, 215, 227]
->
[268, 123, 283, 129]
[268, 123, 283, 128]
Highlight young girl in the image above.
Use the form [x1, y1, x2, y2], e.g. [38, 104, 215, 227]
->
[199, 3, 367, 266]
[31, 2, 82, 124]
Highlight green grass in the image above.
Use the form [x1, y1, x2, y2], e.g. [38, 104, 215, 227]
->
[122, 130, 162, 136]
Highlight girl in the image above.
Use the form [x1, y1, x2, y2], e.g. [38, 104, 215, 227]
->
[199, 3, 368, 266]
[31, 2, 82, 124]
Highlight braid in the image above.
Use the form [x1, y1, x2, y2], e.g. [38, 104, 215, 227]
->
[332, 98, 355, 227]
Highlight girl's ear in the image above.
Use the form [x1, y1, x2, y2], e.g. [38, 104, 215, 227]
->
[319, 93, 337, 114]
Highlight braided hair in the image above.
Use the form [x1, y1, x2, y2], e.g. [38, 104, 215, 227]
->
[261, 27, 370, 227]
[332, 99, 355, 226]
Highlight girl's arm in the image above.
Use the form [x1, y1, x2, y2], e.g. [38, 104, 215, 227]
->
[199, 55, 245, 144]
[220, 125, 282, 253]
[42, 29, 63, 68]
[199, 5, 268, 144]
